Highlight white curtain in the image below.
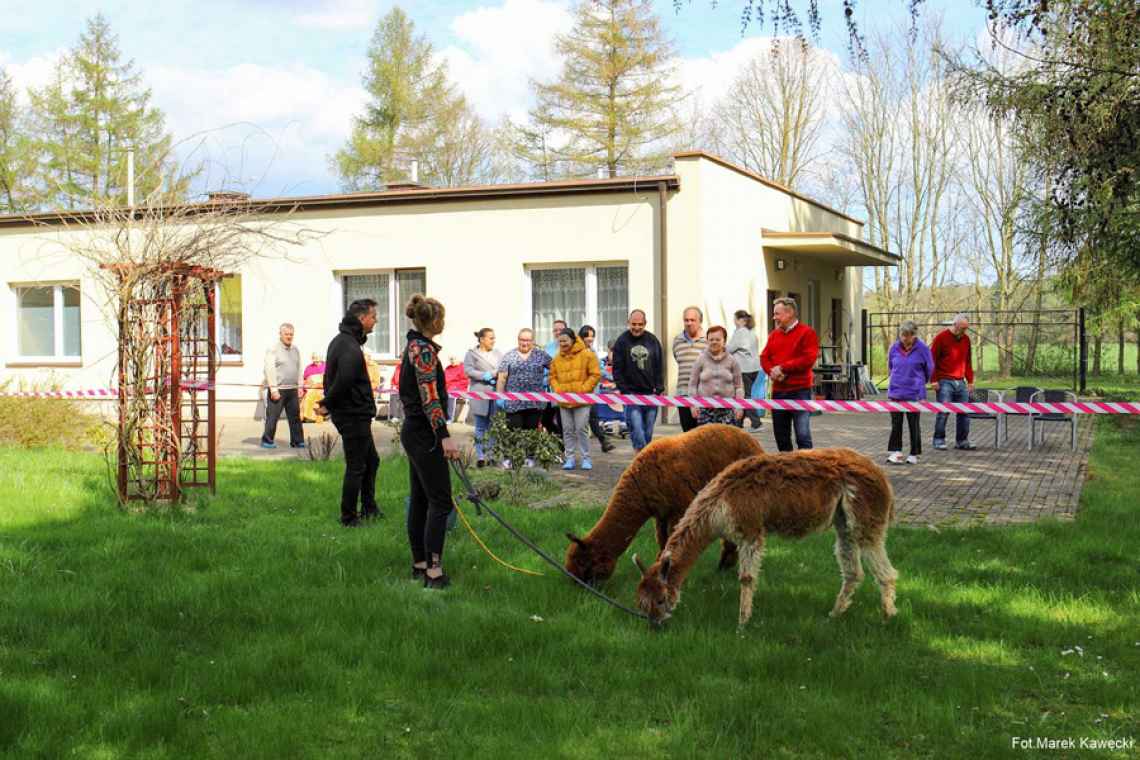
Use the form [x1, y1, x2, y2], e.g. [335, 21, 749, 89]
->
[532, 268, 586, 341]
[344, 273, 390, 354]
[396, 269, 427, 339]
[217, 276, 242, 356]
[596, 266, 629, 349]
[17, 286, 54, 356]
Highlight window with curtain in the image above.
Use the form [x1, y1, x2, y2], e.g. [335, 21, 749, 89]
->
[217, 275, 243, 357]
[16, 284, 81, 359]
[595, 266, 629, 348]
[396, 268, 427, 339]
[532, 268, 587, 345]
[343, 273, 391, 355]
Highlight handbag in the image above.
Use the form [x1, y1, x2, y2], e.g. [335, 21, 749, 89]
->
[750, 373, 768, 417]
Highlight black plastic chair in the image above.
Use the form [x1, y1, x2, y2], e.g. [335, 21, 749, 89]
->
[964, 387, 1002, 448]
[1001, 386, 1042, 448]
[1029, 389, 1078, 451]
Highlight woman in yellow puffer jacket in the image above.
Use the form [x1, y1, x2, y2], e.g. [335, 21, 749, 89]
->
[549, 327, 602, 470]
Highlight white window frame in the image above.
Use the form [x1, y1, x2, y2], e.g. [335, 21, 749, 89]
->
[12, 282, 82, 363]
[336, 268, 426, 358]
[215, 275, 243, 364]
[522, 262, 627, 335]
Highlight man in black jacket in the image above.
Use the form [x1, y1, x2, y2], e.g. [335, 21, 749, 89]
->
[611, 308, 664, 452]
[318, 299, 381, 526]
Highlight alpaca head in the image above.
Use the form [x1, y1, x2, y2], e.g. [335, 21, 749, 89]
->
[634, 553, 678, 624]
[564, 532, 616, 585]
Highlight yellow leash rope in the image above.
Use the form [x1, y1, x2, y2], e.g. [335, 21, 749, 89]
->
[452, 497, 545, 577]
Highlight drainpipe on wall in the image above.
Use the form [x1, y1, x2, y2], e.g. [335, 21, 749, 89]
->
[657, 180, 669, 344]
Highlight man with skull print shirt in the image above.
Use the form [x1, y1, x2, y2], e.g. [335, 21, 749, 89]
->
[611, 309, 665, 452]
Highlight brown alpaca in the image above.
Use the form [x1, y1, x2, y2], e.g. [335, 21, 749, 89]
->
[564, 424, 763, 584]
[635, 448, 898, 628]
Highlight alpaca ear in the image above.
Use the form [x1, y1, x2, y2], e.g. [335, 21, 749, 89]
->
[566, 532, 586, 547]
[632, 553, 648, 575]
[659, 554, 672, 581]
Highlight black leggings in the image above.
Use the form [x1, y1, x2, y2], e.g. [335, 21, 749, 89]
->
[507, 409, 543, 430]
[889, 411, 922, 456]
[400, 418, 454, 564]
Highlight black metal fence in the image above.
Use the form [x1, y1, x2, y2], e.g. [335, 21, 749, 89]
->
[862, 308, 1087, 391]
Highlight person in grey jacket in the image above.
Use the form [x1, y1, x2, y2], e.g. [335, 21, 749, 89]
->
[729, 309, 763, 429]
[261, 323, 304, 449]
[463, 328, 502, 467]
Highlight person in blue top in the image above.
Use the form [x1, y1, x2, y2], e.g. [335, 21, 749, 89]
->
[886, 319, 935, 465]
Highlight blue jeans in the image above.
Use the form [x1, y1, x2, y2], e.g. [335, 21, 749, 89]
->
[473, 412, 494, 461]
[624, 405, 658, 451]
[771, 388, 813, 452]
[933, 379, 970, 446]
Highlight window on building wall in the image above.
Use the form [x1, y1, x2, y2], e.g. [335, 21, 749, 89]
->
[15, 284, 81, 360]
[217, 275, 243, 358]
[527, 264, 629, 348]
[341, 268, 426, 356]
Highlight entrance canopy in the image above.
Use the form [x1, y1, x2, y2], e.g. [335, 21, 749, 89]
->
[761, 229, 898, 267]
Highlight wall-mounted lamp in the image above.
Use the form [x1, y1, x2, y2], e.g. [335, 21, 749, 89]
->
[775, 258, 786, 271]
[835, 269, 844, 281]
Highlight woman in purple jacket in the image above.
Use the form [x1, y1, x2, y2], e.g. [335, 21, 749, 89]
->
[887, 320, 934, 464]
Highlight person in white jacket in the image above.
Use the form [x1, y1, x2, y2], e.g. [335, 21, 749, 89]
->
[261, 323, 305, 449]
[728, 310, 764, 430]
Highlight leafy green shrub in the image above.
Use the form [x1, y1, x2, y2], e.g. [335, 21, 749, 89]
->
[487, 412, 563, 503]
[0, 381, 106, 450]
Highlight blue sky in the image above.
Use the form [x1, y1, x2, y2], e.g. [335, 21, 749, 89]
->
[0, 0, 990, 197]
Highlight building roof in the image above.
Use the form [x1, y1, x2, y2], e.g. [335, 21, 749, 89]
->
[0, 175, 682, 229]
[673, 150, 864, 227]
[761, 229, 897, 267]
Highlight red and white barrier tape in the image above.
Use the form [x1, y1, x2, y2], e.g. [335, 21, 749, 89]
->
[3, 383, 1139, 415]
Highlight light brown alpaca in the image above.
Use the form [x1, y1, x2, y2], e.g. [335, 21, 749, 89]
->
[564, 424, 763, 584]
[635, 448, 898, 628]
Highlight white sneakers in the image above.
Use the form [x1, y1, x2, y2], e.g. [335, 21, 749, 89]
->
[906, 455, 919, 465]
[887, 452, 919, 465]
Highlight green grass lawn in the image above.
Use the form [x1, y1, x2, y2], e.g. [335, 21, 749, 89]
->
[2, 421, 1138, 758]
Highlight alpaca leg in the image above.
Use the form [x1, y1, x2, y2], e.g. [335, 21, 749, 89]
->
[736, 539, 766, 628]
[717, 540, 739, 571]
[863, 541, 899, 619]
[830, 526, 864, 618]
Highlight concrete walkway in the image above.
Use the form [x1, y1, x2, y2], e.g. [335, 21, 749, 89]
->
[226, 407, 1093, 526]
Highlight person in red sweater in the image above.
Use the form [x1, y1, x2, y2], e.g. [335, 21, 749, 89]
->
[929, 314, 976, 450]
[444, 356, 469, 422]
[760, 297, 820, 452]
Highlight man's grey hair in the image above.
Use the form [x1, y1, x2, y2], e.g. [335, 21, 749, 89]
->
[898, 320, 918, 337]
[682, 305, 703, 321]
[773, 297, 798, 314]
[952, 313, 969, 326]
[279, 323, 295, 332]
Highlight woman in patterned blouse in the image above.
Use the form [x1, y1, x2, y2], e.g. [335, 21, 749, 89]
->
[495, 328, 552, 466]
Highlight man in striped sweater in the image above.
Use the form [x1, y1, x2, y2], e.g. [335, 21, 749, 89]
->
[671, 306, 707, 432]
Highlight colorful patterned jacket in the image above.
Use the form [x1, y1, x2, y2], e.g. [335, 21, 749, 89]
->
[398, 330, 450, 440]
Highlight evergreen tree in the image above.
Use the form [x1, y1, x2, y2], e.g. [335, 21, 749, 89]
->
[0, 67, 38, 212]
[28, 14, 180, 209]
[529, 0, 682, 177]
[332, 7, 467, 189]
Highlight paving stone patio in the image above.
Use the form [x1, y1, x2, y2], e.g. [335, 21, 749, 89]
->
[220, 405, 1094, 526]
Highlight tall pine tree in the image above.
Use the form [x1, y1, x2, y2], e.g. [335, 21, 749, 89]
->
[28, 14, 180, 209]
[333, 7, 470, 189]
[0, 66, 38, 212]
[528, 0, 682, 177]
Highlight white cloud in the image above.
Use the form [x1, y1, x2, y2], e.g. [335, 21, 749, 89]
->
[293, 0, 374, 30]
[0, 49, 64, 105]
[438, 0, 573, 123]
[146, 62, 366, 196]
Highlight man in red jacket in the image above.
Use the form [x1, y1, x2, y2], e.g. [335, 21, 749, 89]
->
[930, 314, 976, 450]
[760, 297, 820, 452]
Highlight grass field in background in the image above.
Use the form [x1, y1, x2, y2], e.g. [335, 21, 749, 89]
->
[1, 419, 1137, 757]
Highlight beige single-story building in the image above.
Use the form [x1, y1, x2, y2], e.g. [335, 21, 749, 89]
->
[0, 151, 896, 409]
